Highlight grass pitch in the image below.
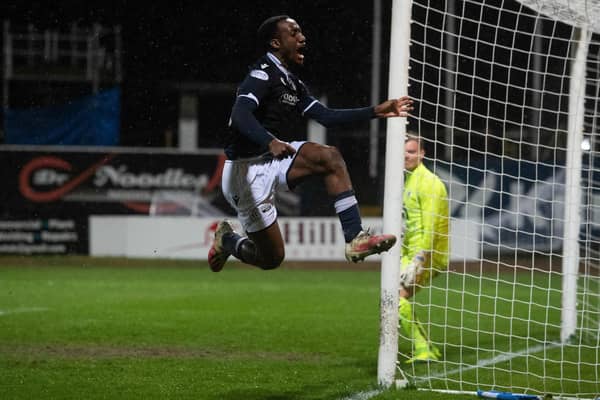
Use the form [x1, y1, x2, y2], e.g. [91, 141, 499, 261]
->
[0, 256, 442, 400]
[0, 256, 596, 399]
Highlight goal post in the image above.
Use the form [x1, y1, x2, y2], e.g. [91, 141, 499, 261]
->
[378, 0, 413, 388]
[378, 0, 600, 398]
[561, 25, 589, 343]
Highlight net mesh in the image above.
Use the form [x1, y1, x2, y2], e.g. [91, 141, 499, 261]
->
[398, 0, 600, 397]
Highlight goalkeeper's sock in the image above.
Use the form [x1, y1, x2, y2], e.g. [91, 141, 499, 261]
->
[221, 232, 259, 265]
[333, 190, 363, 243]
[398, 296, 432, 353]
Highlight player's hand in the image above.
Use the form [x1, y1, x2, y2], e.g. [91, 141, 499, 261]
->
[268, 139, 296, 159]
[374, 96, 414, 118]
[399, 250, 427, 290]
[412, 250, 426, 269]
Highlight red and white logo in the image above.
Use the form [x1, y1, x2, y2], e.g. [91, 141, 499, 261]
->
[19, 155, 115, 203]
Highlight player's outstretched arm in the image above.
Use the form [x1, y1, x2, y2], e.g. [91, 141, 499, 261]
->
[303, 96, 413, 127]
[374, 96, 414, 118]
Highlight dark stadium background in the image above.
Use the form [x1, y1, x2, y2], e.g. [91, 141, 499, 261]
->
[1, 1, 395, 207]
[1, 1, 391, 146]
[0, 1, 574, 208]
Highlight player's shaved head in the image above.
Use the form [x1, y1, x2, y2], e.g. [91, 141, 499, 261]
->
[257, 15, 290, 51]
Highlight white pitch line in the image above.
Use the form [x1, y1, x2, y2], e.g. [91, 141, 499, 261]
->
[414, 341, 563, 382]
[0, 307, 49, 316]
[339, 389, 383, 400]
[339, 344, 562, 400]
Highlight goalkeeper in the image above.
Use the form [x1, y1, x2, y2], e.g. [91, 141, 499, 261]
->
[399, 134, 449, 363]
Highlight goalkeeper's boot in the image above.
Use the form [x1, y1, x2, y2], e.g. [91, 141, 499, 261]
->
[406, 340, 440, 364]
[406, 348, 440, 364]
[208, 220, 233, 272]
[345, 229, 397, 263]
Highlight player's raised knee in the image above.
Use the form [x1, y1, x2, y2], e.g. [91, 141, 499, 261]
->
[259, 254, 284, 270]
[320, 145, 345, 170]
[258, 247, 285, 270]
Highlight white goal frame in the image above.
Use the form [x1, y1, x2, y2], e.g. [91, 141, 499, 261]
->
[378, 0, 600, 397]
[378, 0, 412, 387]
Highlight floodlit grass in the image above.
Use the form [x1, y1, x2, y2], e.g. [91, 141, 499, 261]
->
[399, 270, 600, 399]
[0, 256, 413, 400]
[0, 256, 596, 399]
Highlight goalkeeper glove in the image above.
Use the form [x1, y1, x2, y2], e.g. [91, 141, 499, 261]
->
[399, 250, 426, 289]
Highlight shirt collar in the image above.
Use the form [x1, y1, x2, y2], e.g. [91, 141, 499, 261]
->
[267, 52, 290, 79]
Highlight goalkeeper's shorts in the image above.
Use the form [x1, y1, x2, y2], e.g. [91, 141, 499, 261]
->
[221, 141, 306, 233]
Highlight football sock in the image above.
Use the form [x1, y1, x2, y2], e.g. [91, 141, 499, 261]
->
[398, 296, 431, 352]
[333, 190, 363, 243]
[222, 232, 259, 265]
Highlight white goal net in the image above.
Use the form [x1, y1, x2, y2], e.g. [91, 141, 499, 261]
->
[386, 0, 600, 398]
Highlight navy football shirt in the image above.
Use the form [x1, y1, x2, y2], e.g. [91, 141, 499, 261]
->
[226, 52, 375, 160]
[226, 53, 315, 159]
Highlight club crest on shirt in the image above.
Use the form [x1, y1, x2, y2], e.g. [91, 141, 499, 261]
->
[250, 69, 269, 81]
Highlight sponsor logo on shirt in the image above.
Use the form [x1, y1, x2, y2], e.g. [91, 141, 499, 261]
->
[280, 92, 299, 106]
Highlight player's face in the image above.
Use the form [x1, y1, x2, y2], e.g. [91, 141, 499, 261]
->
[405, 139, 424, 171]
[273, 18, 306, 67]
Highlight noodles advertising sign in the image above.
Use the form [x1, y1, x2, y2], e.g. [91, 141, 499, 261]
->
[0, 147, 228, 254]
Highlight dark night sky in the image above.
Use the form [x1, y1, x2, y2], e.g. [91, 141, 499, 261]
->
[1, 1, 391, 146]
